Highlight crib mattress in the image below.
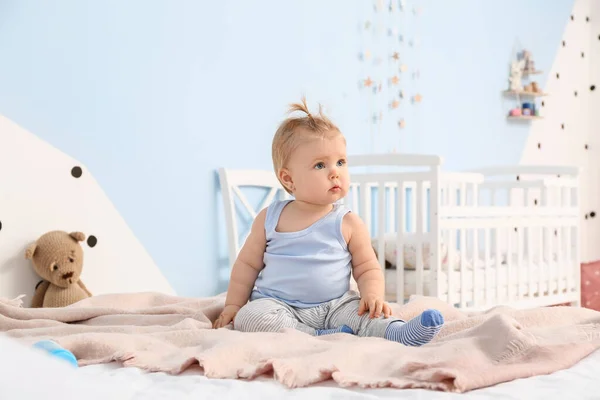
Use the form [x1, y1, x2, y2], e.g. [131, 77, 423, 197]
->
[73, 352, 600, 400]
[384, 261, 575, 300]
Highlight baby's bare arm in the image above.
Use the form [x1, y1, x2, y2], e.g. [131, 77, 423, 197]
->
[343, 213, 385, 299]
[223, 208, 268, 308]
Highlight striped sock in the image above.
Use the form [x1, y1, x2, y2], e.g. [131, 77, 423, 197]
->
[384, 309, 444, 346]
[315, 324, 354, 336]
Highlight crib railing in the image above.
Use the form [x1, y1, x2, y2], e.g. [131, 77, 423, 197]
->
[345, 155, 581, 311]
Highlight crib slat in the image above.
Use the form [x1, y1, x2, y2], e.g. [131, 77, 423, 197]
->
[415, 180, 424, 296]
[459, 227, 467, 308]
[517, 226, 523, 301]
[447, 228, 455, 306]
[537, 225, 543, 298]
[430, 173, 442, 302]
[360, 182, 371, 236]
[507, 227, 514, 303]
[396, 181, 405, 304]
[459, 184, 467, 308]
[527, 225, 533, 299]
[484, 228, 491, 306]
[389, 186, 396, 232]
[545, 226, 552, 296]
[377, 182, 386, 270]
[495, 228, 502, 304]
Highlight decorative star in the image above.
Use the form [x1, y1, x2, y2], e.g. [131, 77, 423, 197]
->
[364, 50, 371, 59]
[399, 90, 405, 98]
[398, 34, 404, 43]
[413, 94, 423, 103]
[392, 52, 400, 60]
[391, 75, 400, 85]
[398, 119, 406, 128]
[364, 77, 374, 87]
[399, 64, 408, 72]
[391, 99, 400, 109]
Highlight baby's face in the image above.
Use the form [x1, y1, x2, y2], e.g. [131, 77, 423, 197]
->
[285, 133, 349, 206]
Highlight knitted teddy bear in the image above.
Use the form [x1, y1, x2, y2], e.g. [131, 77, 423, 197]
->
[25, 230, 92, 308]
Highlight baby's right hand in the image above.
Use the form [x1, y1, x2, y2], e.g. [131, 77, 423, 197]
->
[213, 304, 241, 329]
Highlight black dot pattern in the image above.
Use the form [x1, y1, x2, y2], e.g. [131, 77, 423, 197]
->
[562, 40, 566, 47]
[87, 235, 98, 248]
[585, 144, 589, 150]
[534, 199, 538, 205]
[0, 220, 2, 231]
[541, 101, 545, 107]
[592, 211, 597, 218]
[537, 143, 541, 149]
[582, 52, 585, 58]
[71, 166, 83, 178]
[592, 85, 596, 91]
[556, 72, 560, 79]
[575, 90, 578, 97]
[561, 123, 565, 130]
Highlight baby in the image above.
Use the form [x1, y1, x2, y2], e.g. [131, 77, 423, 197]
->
[213, 98, 444, 346]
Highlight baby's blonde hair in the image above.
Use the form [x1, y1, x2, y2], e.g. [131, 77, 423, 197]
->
[272, 97, 343, 193]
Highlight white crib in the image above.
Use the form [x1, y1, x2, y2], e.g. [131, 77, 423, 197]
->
[218, 153, 581, 311]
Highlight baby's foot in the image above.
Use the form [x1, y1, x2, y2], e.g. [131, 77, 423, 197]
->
[384, 309, 444, 346]
[315, 324, 354, 336]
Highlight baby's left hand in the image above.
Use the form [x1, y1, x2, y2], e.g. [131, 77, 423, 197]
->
[358, 294, 392, 319]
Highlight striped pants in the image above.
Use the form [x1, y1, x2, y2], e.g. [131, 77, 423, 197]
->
[233, 291, 402, 338]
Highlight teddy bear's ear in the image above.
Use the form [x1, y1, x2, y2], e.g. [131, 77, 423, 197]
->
[69, 232, 86, 242]
[25, 243, 37, 260]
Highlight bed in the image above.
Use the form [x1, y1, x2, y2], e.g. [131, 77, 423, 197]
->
[72, 353, 600, 400]
[0, 152, 593, 399]
[3, 299, 600, 400]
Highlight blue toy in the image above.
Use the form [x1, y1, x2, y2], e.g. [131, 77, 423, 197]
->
[33, 340, 78, 368]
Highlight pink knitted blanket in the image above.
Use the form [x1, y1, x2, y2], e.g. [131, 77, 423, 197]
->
[2, 292, 600, 392]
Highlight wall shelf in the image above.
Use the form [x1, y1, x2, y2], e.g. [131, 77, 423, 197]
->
[507, 115, 543, 121]
[522, 69, 543, 76]
[503, 90, 548, 97]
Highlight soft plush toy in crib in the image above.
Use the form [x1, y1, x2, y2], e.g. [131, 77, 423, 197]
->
[25, 230, 92, 308]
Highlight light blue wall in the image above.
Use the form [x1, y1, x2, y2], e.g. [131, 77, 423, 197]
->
[0, 0, 574, 297]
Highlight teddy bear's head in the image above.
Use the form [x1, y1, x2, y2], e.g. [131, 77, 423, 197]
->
[25, 231, 86, 288]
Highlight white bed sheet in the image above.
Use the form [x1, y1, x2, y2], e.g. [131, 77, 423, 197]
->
[75, 350, 600, 400]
